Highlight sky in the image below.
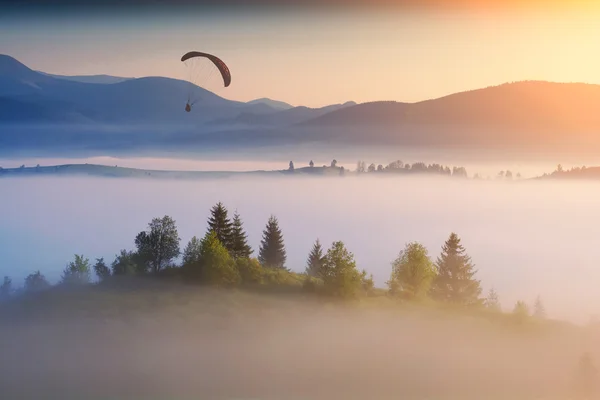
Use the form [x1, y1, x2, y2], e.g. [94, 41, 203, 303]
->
[2, 1, 600, 107]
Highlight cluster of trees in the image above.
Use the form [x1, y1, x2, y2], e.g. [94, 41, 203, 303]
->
[0, 202, 548, 321]
[354, 160, 468, 177]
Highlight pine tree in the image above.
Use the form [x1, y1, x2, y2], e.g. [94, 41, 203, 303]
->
[306, 238, 325, 278]
[230, 210, 253, 259]
[485, 287, 501, 312]
[207, 202, 233, 250]
[533, 295, 546, 319]
[258, 215, 287, 269]
[430, 233, 482, 306]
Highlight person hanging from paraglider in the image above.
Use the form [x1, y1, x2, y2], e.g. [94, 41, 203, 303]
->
[180, 51, 231, 113]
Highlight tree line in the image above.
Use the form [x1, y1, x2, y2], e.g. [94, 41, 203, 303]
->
[0, 202, 547, 319]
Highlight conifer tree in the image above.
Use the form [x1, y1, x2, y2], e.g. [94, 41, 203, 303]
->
[533, 295, 546, 319]
[430, 232, 482, 306]
[485, 287, 501, 312]
[306, 238, 325, 278]
[230, 210, 253, 259]
[258, 215, 287, 269]
[207, 202, 233, 250]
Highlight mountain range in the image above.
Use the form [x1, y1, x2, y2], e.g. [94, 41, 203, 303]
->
[3, 53, 600, 154]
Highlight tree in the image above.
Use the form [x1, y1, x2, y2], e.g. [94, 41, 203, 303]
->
[236, 257, 263, 284]
[309, 160, 314, 168]
[377, 164, 384, 172]
[356, 161, 366, 173]
[484, 287, 501, 312]
[533, 295, 546, 319]
[258, 215, 287, 269]
[230, 210, 253, 259]
[135, 215, 181, 274]
[306, 239, 325, 278]
[361, 269, 375, 296]
[61, 254, 91, 286]
[368, 163, 376, 173]
[320, 241, 363, 298]
[93, 257, 111, 282]
[198, 231, 240, 286]
[331, 159, 337, 168]
[206, 202, 233, 251]
[289, 161, 295, 171]
[182, 236, 202, 267]
[111, 249, 140, 276]
[24, 271, 50, 293]
[505, 170, 513, 180]
[430, 233, 482, 306]
[513, 300, 529, 317]
[0, 276, 13, 300]
[388, 242, 435, 300]
[339, 166, 345, 176]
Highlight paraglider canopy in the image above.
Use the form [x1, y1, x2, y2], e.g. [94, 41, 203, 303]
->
[181, 51, 231, 87]
[181, 51, 231, 112]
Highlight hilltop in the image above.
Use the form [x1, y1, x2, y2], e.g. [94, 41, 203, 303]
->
[3, 54, 600, 154]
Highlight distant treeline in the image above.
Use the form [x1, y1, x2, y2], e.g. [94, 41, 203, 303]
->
[0, 201, 547, 321]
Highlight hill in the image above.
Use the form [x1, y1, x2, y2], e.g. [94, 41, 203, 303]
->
[0, 54, 279, 124]
[37, 71, 134, 84]
[299, 81, 600, 148]
[4, 54, 600, 153]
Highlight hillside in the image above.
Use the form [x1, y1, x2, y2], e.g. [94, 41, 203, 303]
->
[0, 54, 278, 124]
[300, 81, 600, 147]
[4, 53, 600, 152]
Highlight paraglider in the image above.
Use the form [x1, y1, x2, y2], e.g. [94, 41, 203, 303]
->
[180, 51, 231, 112]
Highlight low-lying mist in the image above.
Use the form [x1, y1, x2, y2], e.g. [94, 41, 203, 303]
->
[1, 173, 599, 323]
[0, 285, 594, 399]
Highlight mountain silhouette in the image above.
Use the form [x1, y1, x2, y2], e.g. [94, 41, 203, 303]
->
[3, 54, 600, 152]
[0, 54, 278, 124]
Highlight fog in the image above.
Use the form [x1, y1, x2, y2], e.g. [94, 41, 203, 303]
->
[0, 285, 595, 399]
[1, 170, 600, 325]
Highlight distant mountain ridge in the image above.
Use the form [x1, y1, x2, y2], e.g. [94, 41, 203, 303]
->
[3, 53, 600, 153]
[37, 71, 134, 84]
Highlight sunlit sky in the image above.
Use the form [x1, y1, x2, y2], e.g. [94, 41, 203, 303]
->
[2, 2, 600, 107]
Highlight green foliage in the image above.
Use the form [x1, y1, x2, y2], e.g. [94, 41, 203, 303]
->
[484, 287, 501, 312]
[230, 211, 253, 259]
[198, 231, 240, 287]
[93, 257, 111, 282]
[305, 238, 325, 278]
[111, 249, 142, 276]
[360, 269, 375, 296]
[235, 257, 263, 284]
[207, 202, 233, 251]
[0, 276, 13, 299]
[388, 242, 436, 300]
[135, 215, 181, 274]
[430, 233, 482, 306]
[61, 254, 91, 286]
[182, 236, 202, 267]
[321, 241, 363, 299]
[24, 270, 50, 293]
[258, 215, 287, 269]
